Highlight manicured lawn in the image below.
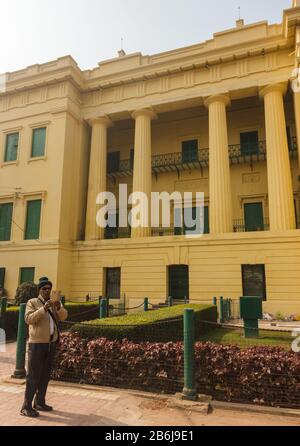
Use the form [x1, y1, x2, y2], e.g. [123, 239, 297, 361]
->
[199, 326, 292, 349]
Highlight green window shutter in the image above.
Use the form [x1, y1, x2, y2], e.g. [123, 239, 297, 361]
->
[5, 133, 19, 162]
[286, 126, 292, 151]
[182, 140, 198, 163]
[204, 206, 209, 234]
[244, 202, 264, 232]
[31, 128, 46, 158]
[0, 268, 5, 288]
[25, 200, 41, 240]
[19, 267, 35, 285]
[240, 131, 259, 155]
[0, 203, 13, 241]
[107, 151, 120, 173]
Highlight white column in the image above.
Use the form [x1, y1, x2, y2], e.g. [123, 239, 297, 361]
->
[85, 116, 112, 240]
[131, 108, 157, 238]
[260, 83, 296, 231]
[204, 94, 233, 234]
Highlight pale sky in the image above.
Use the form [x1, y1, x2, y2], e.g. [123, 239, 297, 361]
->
[0, 0, 293, 74]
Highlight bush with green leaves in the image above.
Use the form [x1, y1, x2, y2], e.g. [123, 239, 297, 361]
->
[69, 304, 217, 342]
[15, 282, 38, 305]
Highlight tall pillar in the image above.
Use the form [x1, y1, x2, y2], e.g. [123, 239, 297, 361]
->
[85, 116, 112, 241]
[204, 95, 233, 234]
[293, 92, 300, 169]
[131, 108, 157, 238]
[260, 83, 296, 231]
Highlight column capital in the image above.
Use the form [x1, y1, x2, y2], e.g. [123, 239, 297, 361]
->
[204, 94, 231, 108]
[259, 82, 288, 99]
[131, 107, 157, 121]
[88, 115, 113, 128]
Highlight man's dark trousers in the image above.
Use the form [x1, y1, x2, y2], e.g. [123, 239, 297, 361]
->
[22, 342, 57, 409]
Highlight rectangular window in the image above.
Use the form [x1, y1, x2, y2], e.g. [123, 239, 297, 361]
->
[168, 265, 189, 300]
[287, 126, 293, 151]
[240, 131, 259, 156]
[0, 268, 5, 288]
[25, 199, 42, 240]
[0, 203, 13, 241]
[31, 127, 46, 158]
[4, 133, 19, 162]
[242, 264, 266, 301]
[19, 267, 35, 285]
[182, 140, 198, 163]
[107, 151, 120, 173]
[130, 149, 134, 170]
[105, 267, 121, 299]
[244, 202, 264, 232]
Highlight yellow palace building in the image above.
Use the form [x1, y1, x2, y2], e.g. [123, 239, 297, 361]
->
[1, 1, 300, 315]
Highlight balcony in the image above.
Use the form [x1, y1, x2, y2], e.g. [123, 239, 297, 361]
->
[104, 227, 131, 239]
[233, 218, 270, 233]
[107, 137, 298, 180]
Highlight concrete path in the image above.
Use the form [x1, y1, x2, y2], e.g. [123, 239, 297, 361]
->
[1, 342, 300, 426]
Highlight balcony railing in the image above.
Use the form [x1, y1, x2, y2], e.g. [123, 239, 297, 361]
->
[107, 138, 298, 178]
[102, 215, 300, 239]
[233, 218, 270, 233]
[104, 227, 131, 239]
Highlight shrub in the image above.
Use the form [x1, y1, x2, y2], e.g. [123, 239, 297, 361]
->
[4, 301, 99, 340]
[69, 304, 217, 342]
[52, 333, 300, 408]
[15, 282, 38, 305]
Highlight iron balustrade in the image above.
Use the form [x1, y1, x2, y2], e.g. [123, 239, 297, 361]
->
[107, 138, 298, 177]
[233, 217, 270, 233]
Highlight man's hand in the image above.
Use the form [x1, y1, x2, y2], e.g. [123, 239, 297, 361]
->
[53, 301, 61, 311]
[44, 300, 53, 311]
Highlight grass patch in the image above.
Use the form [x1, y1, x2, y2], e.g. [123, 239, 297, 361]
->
[198, 326, 292, 349]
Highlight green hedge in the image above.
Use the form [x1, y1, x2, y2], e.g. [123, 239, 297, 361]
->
[3, 302, 99, 340]
[69, 304, 217, 342]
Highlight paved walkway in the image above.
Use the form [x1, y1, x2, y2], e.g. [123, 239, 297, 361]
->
[0, 342, 300, 426]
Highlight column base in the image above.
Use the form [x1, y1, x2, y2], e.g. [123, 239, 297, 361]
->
[12, 368, 26, 379]
[182, 387, 198, 401]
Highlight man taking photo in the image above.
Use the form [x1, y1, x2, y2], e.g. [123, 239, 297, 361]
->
[20, 277, 68, 418]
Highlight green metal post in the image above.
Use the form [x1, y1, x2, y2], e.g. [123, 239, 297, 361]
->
[219, 296, 224, 323]
[0, 297, 7, 330]
[182, 309, 198, 401]
[100, 298, 107, 319]
[12, 303, 27, 379]
[60, 296, 66, 306]
[144, 297, 149, 312]
[168, 296, 173, 307]
[213, 296, 217, 306]
[228, 299, 232, 319]
[98, 296, 102, 318]
[244, 319, 259, 338]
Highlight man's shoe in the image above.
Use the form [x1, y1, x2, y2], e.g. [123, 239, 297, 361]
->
[20, 408, 40, 418]
[33, 402, 53, 412]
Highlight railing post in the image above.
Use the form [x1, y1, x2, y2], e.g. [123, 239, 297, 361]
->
[0, 297, 7, 330]
[213, 296, 217, 306]
[168, 296, 173, 307]
[184, 296, 188, 304]
[100, 298, 108, 319]
[144, 297, 149, 312]
[12, 303, 26, 379]
[182, 309, 198, 401]
[219, 296, 224, 323]
[228, 299, 232, 319]
[60, 296, 66, 306]
[98, 296, 102, 318]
